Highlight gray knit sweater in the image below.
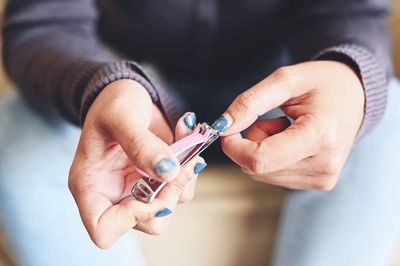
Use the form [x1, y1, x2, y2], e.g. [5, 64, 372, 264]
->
[2, 0, 392, 139]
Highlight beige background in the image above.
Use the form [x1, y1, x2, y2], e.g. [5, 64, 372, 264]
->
[0, 1, 399, 266]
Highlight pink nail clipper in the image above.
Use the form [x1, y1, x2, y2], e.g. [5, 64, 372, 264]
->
[131, 122, 220, 203]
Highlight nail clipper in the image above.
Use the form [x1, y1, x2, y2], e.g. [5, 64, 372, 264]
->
[131, 122, 220, 203]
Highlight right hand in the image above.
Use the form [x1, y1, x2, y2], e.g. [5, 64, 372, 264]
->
[69, 79, 205, 248]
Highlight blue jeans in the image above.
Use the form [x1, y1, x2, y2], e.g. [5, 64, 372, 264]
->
[0, 79, 399, 266]
[272, 79, 400, 266]
[0, 97, 146, 265]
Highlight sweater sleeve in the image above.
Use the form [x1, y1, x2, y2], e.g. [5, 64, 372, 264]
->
[286, 0, 393, 140]
[2, 0, 179, 128]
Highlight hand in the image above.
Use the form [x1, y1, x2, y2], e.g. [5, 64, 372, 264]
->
[216, 61, 365, 190]
[69, 79, 205, 249]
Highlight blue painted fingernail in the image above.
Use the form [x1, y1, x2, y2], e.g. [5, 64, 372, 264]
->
[212, 116, 229, 132]
[155, 158, 176, 177]
[184, 112, 196, 130]
[194, 162, 207, 174]
[155, 208, 173, 217]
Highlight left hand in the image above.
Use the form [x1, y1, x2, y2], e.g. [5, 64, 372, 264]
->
[68, 79, 204, 249]
[218, 61, 365, 190]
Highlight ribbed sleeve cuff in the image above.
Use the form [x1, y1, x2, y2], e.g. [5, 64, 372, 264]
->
[79, 60, 179, 129]
[313, 44, 389, 141]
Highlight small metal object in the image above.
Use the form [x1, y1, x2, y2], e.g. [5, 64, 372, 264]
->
[132, 122, 220, 203]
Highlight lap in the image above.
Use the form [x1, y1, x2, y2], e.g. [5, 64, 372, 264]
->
[2, 77, 399, 266]
[0, 91, 145, 266]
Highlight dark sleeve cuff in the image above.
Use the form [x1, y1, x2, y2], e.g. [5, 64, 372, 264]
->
[312, 44, 389, 141]
[79, 60, 179, 129]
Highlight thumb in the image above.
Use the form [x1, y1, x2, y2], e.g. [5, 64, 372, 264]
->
[110, 113, 180, 182]
[216, 87, 289, 136]
[216, 67, 309, 136]
[74, 187, 168, 249]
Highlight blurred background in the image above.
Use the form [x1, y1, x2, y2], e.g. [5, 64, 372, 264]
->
[0, 1, 399, 266]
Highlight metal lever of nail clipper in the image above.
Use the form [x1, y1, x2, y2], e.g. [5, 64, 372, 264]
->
[131, 122, 220, 203]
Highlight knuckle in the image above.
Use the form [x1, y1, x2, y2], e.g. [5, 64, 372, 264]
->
[67, 170, 77, 193]
[147, 224, 168, 236]
[247, 172, 278, 186]
[67, 177, 77, 195]
[235, 89, 258, 113]
[323, 126, 340, 151]
[183, 169, 194, 181]
[246, 155, 266, 175]
[272, 66, 296, 84]
[123, 207, 138, 225]
[300, 113, 322, 154]
[68, 164, 86, 194]
[320, 157, 341, 175]
[241, 166, 253, 175]
[127, 135, 149, 161]
[179, 191, 194, 204]
[168, 180, 186, 194]
[91, 231, 113, 249]
[248, 174, 263, 182]
[314, 178, 337, 191]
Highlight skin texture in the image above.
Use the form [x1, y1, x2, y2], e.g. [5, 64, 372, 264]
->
[69, 60, 364, 248]
[220, 60, 365, 191]
[68, 79, 203, 249]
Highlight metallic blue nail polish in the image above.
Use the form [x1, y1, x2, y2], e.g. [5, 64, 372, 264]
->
[212, 116, 229, 132]
[155, 158, 176, 177]
[155, 208, 172, 217]
[184, 112, 196, 130]
[194, 162, 207, 174]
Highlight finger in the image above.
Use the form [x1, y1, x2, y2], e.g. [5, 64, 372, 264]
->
[242, 156, 340, 191]
[110, 115, 180, 182]
[241, 151, 341, 191]
[246, 171, 337, 191]
[153, 156, 205, 208]
[148, 104, 174, 144]
[118, 112, 200, 199]
[71, 185, 168, 249]
[178, 158, 207, 204]
[134, 156, 205, 234]
[178, 174, 198, 204]
[175, 112, 197, 141]
[221, 114, 321, 174]
[245, 117, 291, 142]
[217, 66, 313, 136]
[241, 157, 308, 176]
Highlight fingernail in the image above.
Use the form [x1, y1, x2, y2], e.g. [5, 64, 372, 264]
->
[155, 208, 173, 217]
[212, 116, 229, 132]
[155, 158, 176, 177]
[184, 112, 196, 130]
[194, 162, 207, 174]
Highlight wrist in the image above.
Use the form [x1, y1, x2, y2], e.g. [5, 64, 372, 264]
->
[319, 60, 365, 142]
[313, 44, 388, 140]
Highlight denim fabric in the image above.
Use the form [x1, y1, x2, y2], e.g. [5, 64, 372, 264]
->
[272, 79, 400, 266]
[0, 79, 399, 266]
[0, 95, 146, 266]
